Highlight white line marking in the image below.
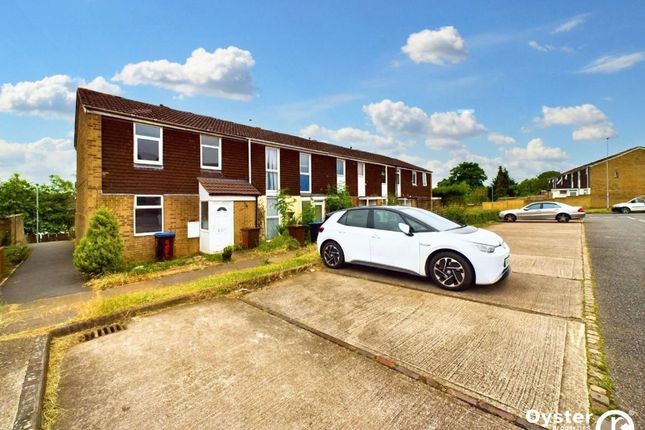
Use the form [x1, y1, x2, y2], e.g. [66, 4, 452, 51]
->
[627, 216, 636, 220]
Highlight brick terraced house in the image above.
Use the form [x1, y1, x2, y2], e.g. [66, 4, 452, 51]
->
[548, 146, 644, 207]
[74, 88, 432, 262]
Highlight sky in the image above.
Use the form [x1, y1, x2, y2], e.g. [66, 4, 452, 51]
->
[1, 0, 644, 186]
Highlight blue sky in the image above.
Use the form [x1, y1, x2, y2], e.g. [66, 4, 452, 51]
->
[1, 0, 644, 185]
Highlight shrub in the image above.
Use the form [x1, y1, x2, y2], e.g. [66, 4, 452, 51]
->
[73, 207, 125, 276]
[5, 244, 30, 266]
[436, 206, 499, 226]
[222, 246, 234, 262]
[325, 187, 353, 213]
[258, 233, 300, 252]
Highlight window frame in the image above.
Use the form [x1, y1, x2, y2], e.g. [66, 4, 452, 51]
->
[200, 201, 209, 230]
[265, 146, 280, 196]
[412, 171, 418, 186]
[133, 123, 163, 166]
[200, 135, 222, 171]
[299, 152, 312, 194]
[265, 196, 280, 239]
[422, 172, 428, 187]
[133, 194, 164, 236]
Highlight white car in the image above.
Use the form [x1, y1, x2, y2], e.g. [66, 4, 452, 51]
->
[612, 196, 645, 213]
[317, 206, 511, 291]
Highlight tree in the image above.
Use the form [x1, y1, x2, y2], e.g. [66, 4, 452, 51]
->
[437, 162, 487, 189]
[0, 174, 37, 233]
[432, 182, 471, 205]
[516, 170, 560, 196]
[73, 207, 124, 276]
[490, 166, 516, 200]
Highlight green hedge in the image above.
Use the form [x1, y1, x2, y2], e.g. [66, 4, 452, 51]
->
[435, 206, 499, 226]
[73, 207, 125, 276]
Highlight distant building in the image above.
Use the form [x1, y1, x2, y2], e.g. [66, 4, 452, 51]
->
[549, 146, 645, 207]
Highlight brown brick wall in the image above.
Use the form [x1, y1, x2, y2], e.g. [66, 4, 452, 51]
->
[250, 143, 266, 194]
[589, 148, 645, 207]
[387, 167, 396, 195]
[101, 117, 247, 195]
[280, 148, 300, 194]
[75, 109, 103, 243]
[312, 154, 336, 193]
[365, 163, 384, 196]
[345, 160, 358, 196]
[400, 169, 413, 196]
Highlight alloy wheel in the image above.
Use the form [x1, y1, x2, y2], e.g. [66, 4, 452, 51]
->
[621, 207, 630, 214]
[323, 243, 342, 267]
[433, 257, 465, 288]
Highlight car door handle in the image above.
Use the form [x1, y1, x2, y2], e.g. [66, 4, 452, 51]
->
[371, 235, 380, 239]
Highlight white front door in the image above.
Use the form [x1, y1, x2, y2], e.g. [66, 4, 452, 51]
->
[357, 162, 366, 196]
[210, 201, 234, 252]
[396, 169, 402, 197]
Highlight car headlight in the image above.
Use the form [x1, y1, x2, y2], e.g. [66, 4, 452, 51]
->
[473, 242, 496, 253]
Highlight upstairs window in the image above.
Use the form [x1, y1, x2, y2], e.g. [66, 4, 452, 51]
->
[134, 123, 163, 166]
[201, 135, 221, 170]
[412, 171, 417, 186]
[266, 147, 279, 194]
[422, 172, 428, 187]
[299, 153, 311, 194]
[134, 195, 163, 235]
[336, 159, 345, 176]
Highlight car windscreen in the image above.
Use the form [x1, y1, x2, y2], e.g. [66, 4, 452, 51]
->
[399, 208, 462, 231]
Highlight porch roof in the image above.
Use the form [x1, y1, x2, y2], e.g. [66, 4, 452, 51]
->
[198, 177, 261, 196]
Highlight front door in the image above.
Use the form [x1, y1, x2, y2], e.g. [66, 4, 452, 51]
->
[357, 162, 366, 196]
[211, 201, 234, 252]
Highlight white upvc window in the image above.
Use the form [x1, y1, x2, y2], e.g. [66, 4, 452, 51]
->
[134, 123, 163, 166]
[299, 152, 311, 194]
[134, 195, 163, 236]
[200, 135, 221, 170]
[266, 147, 280, 195]
[422, 172, 428, 187]
[412, 171, 418, 186]
[266, 197, 280, 239]
[336, 158, 346, 189]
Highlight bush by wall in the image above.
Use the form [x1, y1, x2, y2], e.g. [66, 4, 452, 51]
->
[4, 244, 30, 269]
[73, 207, 125, 276]
[436, 206, 499, 226]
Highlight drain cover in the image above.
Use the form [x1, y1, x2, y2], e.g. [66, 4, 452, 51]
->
[82, 323, 127, 341]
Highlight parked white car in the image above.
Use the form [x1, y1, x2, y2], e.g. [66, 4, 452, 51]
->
[612, 196, 645, 213]
[317, 207, 510, 291]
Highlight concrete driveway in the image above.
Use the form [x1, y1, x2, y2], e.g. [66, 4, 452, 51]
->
[1, 241, 85, 304]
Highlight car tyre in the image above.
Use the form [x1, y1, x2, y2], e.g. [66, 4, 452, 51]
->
[556, 213, 571, 223]
[321, 240, 345, 269]
[620, 207, 631, 214]
[504, 214, 517, 222]
[428, 251, 474, 291]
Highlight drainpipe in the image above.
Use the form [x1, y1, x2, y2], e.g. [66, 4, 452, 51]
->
[248, 138, 252, 184]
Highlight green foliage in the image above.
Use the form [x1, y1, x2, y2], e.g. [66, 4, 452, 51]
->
[437, 162, 487, 189]
[222, 246, 234, 262]
[465, 186, 490, 205]
[300, 200, 317, 225]
[325, 186, 354, 213]
[436, 206, 499, 226]
[4, 244, 30, 267]
[275, 189, 297, 226]
[73, 207, 124, 276]
[0, 174, 75, 234]
[432, 182, 471, 205]
[387, 194, 399, 205]
[258, 233, 300, 252]
[491, 166, 516, 200]
[516, 170, 560, 196]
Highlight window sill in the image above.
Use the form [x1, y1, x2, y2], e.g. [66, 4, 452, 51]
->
[133, 231, 162, 237]
[134, 163, 164, 170]
[200, 166, 222, 171]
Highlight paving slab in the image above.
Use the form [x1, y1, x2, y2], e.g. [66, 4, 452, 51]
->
[0, 337, 36, 429]
[336, 265, 582, 319]
[246, 271, 588, 418]
[56, 299, 514, 430]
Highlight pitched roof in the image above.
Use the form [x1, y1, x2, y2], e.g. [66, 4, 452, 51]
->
[560, 146, 644, 175]
[76, 88, 429, 172]
[198, 177, 260, 196]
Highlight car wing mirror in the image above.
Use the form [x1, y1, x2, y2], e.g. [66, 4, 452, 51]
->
[398, 223, 413, 236]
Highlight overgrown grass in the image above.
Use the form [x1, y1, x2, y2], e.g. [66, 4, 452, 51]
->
[435, 206, 500, 226]
[42, 334, 81, 430]
[86, 253, 223, 290]
[584, 208, 612, 214]
[77, 252, 318, 320]
[2, 244, 31, 276]
[257, 233, 300, 253]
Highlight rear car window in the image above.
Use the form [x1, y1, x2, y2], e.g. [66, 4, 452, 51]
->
[342, 210, 369, 228]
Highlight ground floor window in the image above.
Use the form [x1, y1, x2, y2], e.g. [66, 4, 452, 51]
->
[301, 198, 324, 222]
[134, 195, 163, 235]
[266, 197, 280, 239]
[200, 201, 209, 229]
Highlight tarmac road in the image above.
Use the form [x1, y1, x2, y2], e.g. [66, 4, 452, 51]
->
[585, 213, 645, 423]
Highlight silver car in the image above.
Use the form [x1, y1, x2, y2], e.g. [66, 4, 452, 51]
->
[499, 201, 585, 223]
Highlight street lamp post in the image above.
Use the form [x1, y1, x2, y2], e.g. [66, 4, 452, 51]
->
[605, 137, 610, 209]
[36, 184, 40, 244]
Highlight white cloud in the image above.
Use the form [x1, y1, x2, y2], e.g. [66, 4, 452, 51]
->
[579, 52, 645, 74]
[428, 110, 486, 138]
[0, 75, 120, 120]
[504, 138, 567, 161]
[528, 41, 573, 53]
[535, 104, 616, 140]
[488, 132, 516, 145]
[552, 13, 589, 34]
[401, 26, 467, 65]
[0, 137, 75, 183]
[113, 46, 256, 100]
[363, 99, 428, 135]
[300, 124, 410, 153]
